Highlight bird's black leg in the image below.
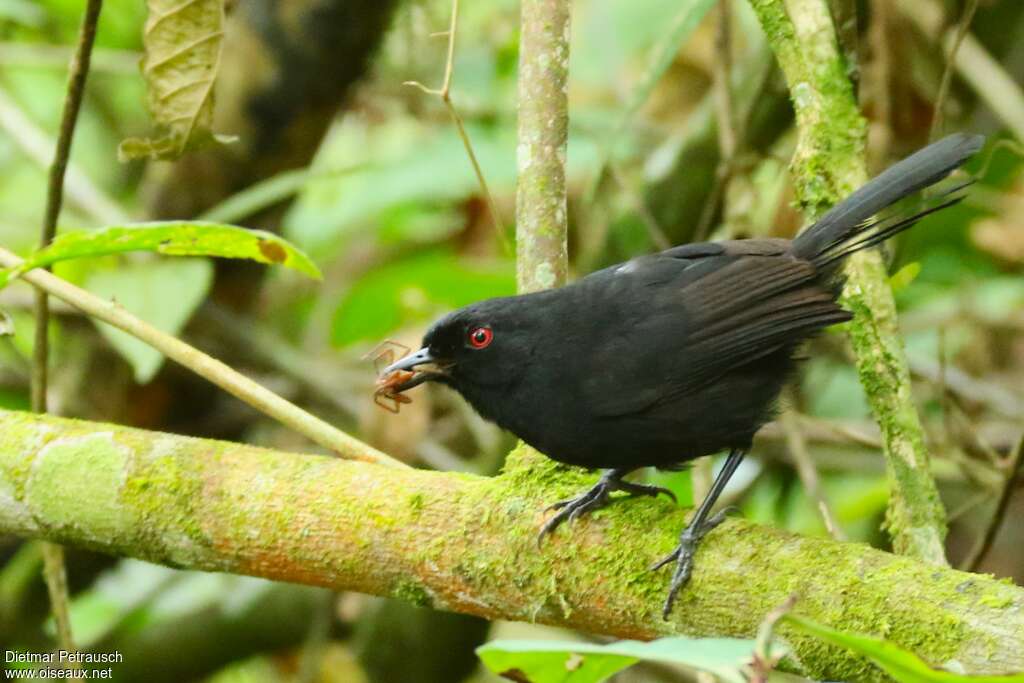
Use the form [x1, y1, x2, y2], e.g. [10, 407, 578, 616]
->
[538, 468, 677, 543]
[653, 448, 746, 618]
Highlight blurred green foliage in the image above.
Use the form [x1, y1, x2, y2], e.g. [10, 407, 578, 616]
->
[1, 0, 1023, 680]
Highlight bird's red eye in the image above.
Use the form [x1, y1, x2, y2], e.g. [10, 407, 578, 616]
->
[468, 326, 493, 349]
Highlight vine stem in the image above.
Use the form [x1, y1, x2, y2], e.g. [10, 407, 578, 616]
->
[404, 0, 511, 254]
[31, 0, 105, 658]
[928, 0, 979, 142]
[960, 433, 1024, 571]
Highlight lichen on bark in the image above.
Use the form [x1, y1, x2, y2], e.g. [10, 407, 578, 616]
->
[0, 410, 1021, 681]
[515, 0, 571, 295]
[746, 0, 949, 565]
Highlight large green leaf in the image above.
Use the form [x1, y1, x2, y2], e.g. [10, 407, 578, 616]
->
[786, 615, 1024, 682]
[84, 258, 212, 383]
[476, 636, 787, 683]
[118, 0, 233, 160]
[0, 221, 321, 288]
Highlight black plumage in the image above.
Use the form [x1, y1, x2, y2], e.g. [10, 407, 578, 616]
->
[382, 133, 984, 616]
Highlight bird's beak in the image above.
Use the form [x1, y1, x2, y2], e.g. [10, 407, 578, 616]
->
[383, 347, 436, 374]
[380, 347, 448, 392]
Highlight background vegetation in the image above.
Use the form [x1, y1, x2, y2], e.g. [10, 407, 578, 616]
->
[0, 0, 1022, 680]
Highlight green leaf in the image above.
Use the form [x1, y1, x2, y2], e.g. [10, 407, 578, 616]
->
[477, 636, 783, 683]
[0, 308, 12, 337]
[84, 259, 212, 383]
[118, 0, 232, 161]
[785, 615, 1024, 682]
[0, 221, 321, 288]
[889, 262, 921, 292]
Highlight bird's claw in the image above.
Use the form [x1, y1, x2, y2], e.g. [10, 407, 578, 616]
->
[537, 473, 676, 546]
[652, 508, 731, 618]
[537, 487, 609, 545]
[613, 480, 678, 505]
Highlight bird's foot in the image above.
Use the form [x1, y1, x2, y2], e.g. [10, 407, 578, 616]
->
[537, 472, 676, 545]
[652, 508, 731, 618]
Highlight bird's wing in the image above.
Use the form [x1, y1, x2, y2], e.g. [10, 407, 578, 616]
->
[581, 241, 850, 417]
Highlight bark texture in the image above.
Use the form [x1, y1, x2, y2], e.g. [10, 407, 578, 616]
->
[748, 0, 949, 564]
[1, 410, 1021, 681]
[515, 0, 571, 294]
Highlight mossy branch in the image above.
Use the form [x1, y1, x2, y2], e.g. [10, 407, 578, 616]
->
[1, 409, 1022, 681]
[747, 0, 949, 564]
[510, 0, 572, 471]
[0, 246, 402, 469]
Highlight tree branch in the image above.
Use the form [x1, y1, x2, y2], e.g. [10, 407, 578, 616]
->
[515, 0, 571, 294]
[747, 0, 949, 565]
[509, 0, 572, 471]
[0, 409, 1020, 681]
[0, 246, 402, 468]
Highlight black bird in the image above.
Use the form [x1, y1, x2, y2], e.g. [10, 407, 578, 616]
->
[382, 133, 984, 616]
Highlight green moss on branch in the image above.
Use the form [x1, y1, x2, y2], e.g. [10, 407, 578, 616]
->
[747, 0, 948, 564]
[1, 410, 1021, 680]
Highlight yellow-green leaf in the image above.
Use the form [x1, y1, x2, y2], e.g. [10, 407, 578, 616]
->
[785, 615, 1024, 682]
[118, 0, 231, 161]
[0, 221, 321, 289]
[476, 636, 789, 683]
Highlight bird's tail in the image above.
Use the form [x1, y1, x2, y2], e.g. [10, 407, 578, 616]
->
[791, 133, 985, 269]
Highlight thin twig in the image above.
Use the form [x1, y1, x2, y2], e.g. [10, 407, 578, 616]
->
[32, 0, 104, 658]
[748, 594, 797, 683]
[712, 0, 737, 162]
[404, 0, 511, 254]
[608, 165, 670, 250]
[864, 0, 892, 168]
[691, 459, 713, 506]
[503, 0, 571, 468]
[33, 0, 101, 410]
[0, 246, 405, 469]
[40, 544, 75, 659]
[960, 433, 1024, 572]
[695, 0, 737, 242]
[927, 0, 979, 142]
[904, 0, 1024, 143]
[781, 408, 846, 541]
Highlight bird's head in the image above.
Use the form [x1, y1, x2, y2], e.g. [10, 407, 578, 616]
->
[380, 296, 538, 400]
